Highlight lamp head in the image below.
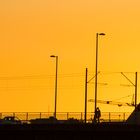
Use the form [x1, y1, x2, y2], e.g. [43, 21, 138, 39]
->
[99, 33, 105, 36]
[50, 55, 56, 58]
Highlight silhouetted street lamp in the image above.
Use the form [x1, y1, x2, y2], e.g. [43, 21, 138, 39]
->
[50, 55, 58, 118]
[94, 33, 105, 122]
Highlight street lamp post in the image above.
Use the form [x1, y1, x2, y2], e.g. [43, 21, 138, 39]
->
[94, 33, 105, 122]
[50, 55, 58, 118]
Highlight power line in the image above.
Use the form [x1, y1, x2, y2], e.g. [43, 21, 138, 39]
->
[0, 71, 138, 80]
[0, 73, 86, 80]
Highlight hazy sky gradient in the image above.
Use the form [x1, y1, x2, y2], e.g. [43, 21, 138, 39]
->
[0, 0, 140, 113]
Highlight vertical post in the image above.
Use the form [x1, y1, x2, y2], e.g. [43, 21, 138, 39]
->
[84, 68, 88, 123]
[123, 113, 125, 122]
[135, 72, 137, 110]
[26, 113, 28, 121]
[94, 33, 98, 117]
[13, 112, 15, 117]
[135, 72, 137, 124]
[94, 33, 105, 122]
[54, 56, 58, 118]
[109, 112, 111, 122]
[50, 55, 58, 119]
[67, 112, 69, 120]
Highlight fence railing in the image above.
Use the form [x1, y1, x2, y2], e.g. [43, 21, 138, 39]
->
[0, 112, 131, 123]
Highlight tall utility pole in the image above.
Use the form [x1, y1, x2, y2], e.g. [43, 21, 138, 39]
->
[121, 72, 138, 110]
[84, 68, 88, 123]
[135, 72, 138, 110]
[50, 55, 58, 118]
[94, 33, 105, 122]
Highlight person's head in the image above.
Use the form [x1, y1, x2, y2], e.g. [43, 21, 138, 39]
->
[96, 107, 99, 110]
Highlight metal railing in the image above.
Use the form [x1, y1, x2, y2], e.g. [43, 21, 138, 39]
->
[0, 112, 131, 123]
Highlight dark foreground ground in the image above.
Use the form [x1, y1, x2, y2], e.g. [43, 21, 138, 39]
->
[0, 123, 140, 140]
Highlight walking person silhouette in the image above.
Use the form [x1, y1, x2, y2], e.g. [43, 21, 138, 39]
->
[93, 107, 101, 123]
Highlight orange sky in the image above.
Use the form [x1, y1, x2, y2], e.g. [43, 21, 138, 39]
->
[0, 0, 140, 113]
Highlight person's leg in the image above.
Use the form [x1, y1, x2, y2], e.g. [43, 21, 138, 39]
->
[98, 117, 99, 123]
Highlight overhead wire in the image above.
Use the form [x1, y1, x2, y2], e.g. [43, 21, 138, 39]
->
[0, 71, 138, 80]
[0, 71, 139, 91]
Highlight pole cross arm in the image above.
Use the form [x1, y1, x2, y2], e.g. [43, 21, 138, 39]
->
[87, 72, 100, 83]
[121, 72, 135, 86]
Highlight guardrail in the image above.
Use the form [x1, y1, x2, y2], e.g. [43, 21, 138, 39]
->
[0, 112, 131, 123]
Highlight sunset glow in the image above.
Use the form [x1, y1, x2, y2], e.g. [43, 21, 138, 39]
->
[0, 0, 140, 114]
